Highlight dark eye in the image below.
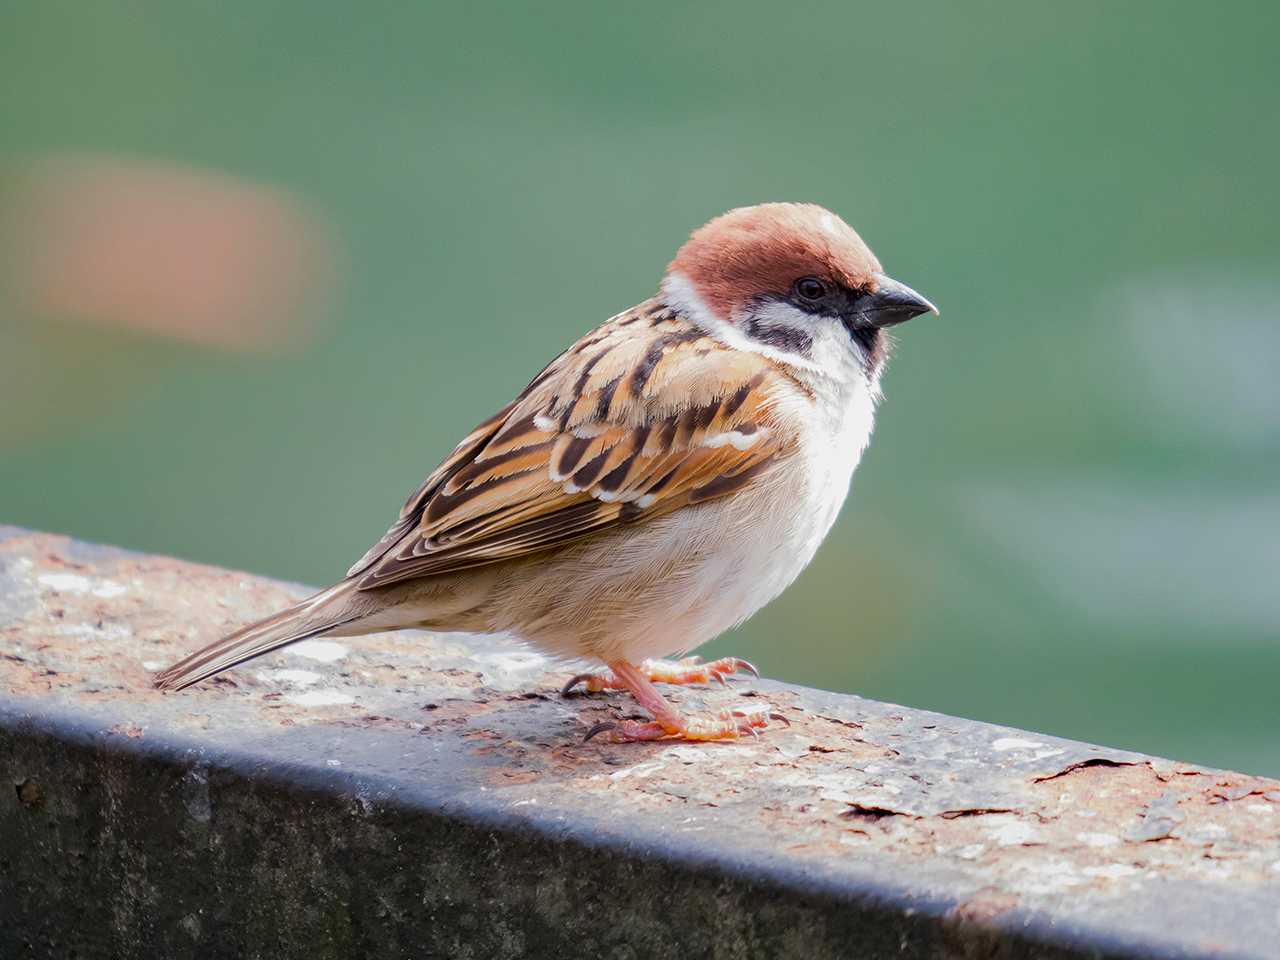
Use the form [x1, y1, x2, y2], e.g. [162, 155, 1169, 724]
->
[794, 277, 828, 303]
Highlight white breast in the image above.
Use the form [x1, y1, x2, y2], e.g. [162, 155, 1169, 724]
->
[800, 365, 880, 547]
[596, 372, 879, 663]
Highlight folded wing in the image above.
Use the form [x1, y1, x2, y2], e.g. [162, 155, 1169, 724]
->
[348, 300, 797, 590]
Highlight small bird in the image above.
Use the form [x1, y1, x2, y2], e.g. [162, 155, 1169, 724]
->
[155, 203, 936, 742]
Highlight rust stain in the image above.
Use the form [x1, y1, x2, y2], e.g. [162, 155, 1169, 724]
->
[2, 528, 1279, 915]
[1031, 757, 1142, 782]
[938, 807, 1018, 820]
[15, 778, 44, 808]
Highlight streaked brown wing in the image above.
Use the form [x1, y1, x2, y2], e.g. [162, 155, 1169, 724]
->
[350, 299, 796, 590]
[343, 400, 519, 578]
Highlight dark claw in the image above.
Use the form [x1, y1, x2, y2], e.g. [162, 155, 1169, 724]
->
[561, 673, 596, 697]
[733, 658, 761, 678]
[726, 709, 790, 730]
[583, 721, 617, 743]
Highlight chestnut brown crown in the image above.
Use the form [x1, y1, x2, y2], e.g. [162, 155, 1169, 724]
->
[667, 203, 886, 321]
[664, 202, 936, 369]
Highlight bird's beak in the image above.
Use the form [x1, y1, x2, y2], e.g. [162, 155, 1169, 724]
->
[859, 274, 939, 327]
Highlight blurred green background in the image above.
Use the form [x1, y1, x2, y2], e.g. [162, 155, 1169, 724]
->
[2, 2, 1277, 774]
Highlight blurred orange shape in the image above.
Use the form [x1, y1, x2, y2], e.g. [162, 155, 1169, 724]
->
[1, 153, 338, 352]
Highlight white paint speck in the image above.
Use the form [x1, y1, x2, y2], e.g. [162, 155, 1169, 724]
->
[609, 760, 666, 781]
[992, 737, 1045, 752]
[325, 759, 342, 767]
[511, 798, 538, 807]
[469, 648, 551, 691]
[1269, 860, 1280, 874]
[53, 623, 131, 641]
[1195, 859, 1236, 880]
[1077, 831, 1121, 848]
[1017, 860, 1084, 895]
[37, 573, 91, 592]
[1185, 823, 1229, 842]
[264, 669, 321, 687]
[286, 690, 354, 707]
[290, 640, 348, 662]
[142, 660, 164, 672]
[988, 818, 1042, 846]
[955, 844, 987, 861]
[1246, 803, 1273, 815]
[666, 746, 710, 764]
[37, 572, 128, 597]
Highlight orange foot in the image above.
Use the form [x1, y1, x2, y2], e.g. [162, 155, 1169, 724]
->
[583, 707, 786, 743]
[561, 656, 758, 695]
[565, 658, 787, 743]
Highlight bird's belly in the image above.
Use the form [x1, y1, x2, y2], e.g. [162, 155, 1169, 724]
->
[619, 390, 874, 660]
[669, 484, 839, 651]
[488, 385, 876, 664]
[492, 450, 857, 664]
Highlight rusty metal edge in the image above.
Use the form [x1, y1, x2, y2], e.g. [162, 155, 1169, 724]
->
[1, 683, 1243, 960]
[1, 525, 1269, 959]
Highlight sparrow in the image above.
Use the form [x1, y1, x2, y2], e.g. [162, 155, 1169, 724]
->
[155, 202, 937, 742]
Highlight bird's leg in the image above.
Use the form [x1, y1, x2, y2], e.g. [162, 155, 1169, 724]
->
[561, 656, 758, 695]
[581, 659, 786, 743]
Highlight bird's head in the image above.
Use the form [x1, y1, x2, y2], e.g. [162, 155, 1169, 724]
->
[662, 202, 936, 377]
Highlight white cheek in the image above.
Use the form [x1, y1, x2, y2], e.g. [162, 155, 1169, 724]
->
[661, 273, 823, 372]
[663, 268, 882, 440]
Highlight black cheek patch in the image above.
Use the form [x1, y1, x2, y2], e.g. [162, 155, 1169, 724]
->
[841, 321, 889, 373]
[845, 324, 880, 355]
[745, 317, 814, 356]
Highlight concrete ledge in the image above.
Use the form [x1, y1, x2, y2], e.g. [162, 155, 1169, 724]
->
[1, 526, 1278, 959]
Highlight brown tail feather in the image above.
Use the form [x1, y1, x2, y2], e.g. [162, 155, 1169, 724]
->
[153, 581, 360, 691]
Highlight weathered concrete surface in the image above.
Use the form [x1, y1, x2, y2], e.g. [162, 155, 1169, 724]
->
[1, 526, 1278, 960]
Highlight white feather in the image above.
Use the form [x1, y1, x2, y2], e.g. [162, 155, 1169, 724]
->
[703, 430, 763, 450]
